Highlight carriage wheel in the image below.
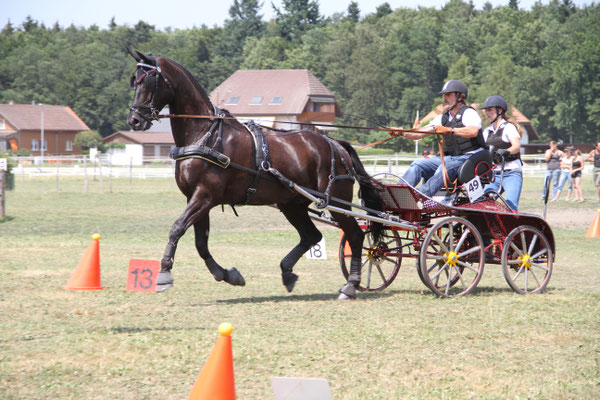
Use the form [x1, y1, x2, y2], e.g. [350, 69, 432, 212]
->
[419, 217, 485, 297]
[339, 228, 402, 291]
[501, 226, 553, 294]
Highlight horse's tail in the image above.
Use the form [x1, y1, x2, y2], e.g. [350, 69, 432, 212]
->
[337, 140, 384, 244]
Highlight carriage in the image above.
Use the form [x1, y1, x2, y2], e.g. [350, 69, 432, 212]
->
[126, 50, 554, 299]
[318, 153, 555, 298]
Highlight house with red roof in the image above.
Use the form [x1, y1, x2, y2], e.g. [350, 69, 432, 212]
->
[0, 103, 90, 155]
[209, 69, 341, 130]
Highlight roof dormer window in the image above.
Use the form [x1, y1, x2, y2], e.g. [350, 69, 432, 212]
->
[270, 96, 282, 104]
[226, 97, 239, 104]
[250, 96, 263, 104]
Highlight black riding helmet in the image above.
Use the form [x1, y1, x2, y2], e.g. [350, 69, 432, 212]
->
[439, 79, 468, 99]
[481, 95, 508, 113]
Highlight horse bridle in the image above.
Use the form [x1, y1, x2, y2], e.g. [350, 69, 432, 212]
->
[129, 61, 175, 123]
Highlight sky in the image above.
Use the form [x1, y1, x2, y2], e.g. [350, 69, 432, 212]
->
[2, 0, 595, 31]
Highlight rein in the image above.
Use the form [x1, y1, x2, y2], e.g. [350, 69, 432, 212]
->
[158, 113, 433, 135]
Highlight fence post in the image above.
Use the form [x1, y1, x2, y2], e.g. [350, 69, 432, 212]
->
[98, 154, 104, 192]
[55, 157, 60, 190]
[0, 170, 5, 218]
[109, 154, 113, 193]
[84, 157, 88, 193]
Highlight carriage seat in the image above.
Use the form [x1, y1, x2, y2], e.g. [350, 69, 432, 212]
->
[457, 149, 494, 185]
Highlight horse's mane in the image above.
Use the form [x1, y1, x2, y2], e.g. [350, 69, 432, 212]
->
[158, 55, 212, 104]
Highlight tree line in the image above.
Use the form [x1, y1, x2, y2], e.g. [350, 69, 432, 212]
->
[1, 0, 598, 152]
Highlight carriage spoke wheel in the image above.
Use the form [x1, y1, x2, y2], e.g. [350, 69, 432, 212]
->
[419, 217, 485, 297]
[339, 228, 402, 291]
[502, 226, 553, 294]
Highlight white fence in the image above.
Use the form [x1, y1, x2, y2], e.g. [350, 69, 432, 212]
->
[8, 154, 594, 180]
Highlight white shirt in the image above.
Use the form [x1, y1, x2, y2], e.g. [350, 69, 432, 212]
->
[482, 119, 521, 171]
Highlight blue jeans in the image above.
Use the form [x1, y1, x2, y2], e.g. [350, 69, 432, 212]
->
[402, 154, 472, 197]
[484, 170, 523, 211]
[542, 169, 561, 199]
[556, 170, 572, 192]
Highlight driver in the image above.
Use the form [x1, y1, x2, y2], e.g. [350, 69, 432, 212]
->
[391, 79, 484, 197]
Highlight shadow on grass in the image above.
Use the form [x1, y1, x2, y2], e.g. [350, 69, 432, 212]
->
[101, 326, 209, 335]
[215, 289, 426, 304]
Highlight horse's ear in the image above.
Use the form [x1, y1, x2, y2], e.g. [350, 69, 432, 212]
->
[127, 47, 142, 61]
[136, 51, 154, 65]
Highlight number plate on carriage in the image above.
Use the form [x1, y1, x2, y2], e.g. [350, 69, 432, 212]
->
[465, 176, 484, 203]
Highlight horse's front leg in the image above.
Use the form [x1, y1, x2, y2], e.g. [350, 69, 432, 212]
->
[156, 212, 188, 292]
[157, 191, 210, 292]
[193, 216, 245, 286]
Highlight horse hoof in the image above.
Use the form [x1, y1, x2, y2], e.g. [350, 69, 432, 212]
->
[282, 272, 298, 292]
[225, 268, 246, 286]
[337, 283, 356, 300]
[156, 271, 174, 292]
[337, 292, 355, 300]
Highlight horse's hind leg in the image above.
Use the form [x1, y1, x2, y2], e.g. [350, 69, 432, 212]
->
[193, 216, 245, 286]
[278, 204, 323, 292]
[332, 212, 365, 300]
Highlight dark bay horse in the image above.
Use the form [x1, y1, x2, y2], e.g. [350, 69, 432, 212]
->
[126, 50, 383, 299]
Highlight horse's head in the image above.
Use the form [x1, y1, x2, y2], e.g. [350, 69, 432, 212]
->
[127, 49, 174, 131]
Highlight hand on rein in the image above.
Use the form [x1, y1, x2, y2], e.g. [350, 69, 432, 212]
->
[434, 125, 452, 135]
[388, 128, 404, 137]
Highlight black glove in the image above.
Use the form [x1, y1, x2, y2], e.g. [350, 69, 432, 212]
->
[494, 148, 509, 163]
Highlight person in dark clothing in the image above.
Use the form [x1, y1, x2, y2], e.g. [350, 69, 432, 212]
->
[541, 141, 564, 200]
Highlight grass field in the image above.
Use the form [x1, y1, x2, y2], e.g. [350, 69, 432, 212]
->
[1, 176, 599, 399]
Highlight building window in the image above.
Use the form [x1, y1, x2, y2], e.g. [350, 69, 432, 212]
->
[41, 140, 47, 151]
[0, 119, 5, 129]
[226, 96, 239, 104]
[66, 140, 73, 151]
[270, 96, 282, 104]
[312, 103, 321, 112]
[250, 96, 263, 104]
[32, 139, 39, 150]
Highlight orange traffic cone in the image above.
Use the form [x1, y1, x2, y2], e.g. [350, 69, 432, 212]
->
[188, 322, 236, 400]
[585, 210, 600, 238]
[336, 231, 351, 259]
[65, 233, 104, 290]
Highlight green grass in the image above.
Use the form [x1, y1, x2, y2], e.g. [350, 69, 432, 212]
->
[1, 176, 599, 399]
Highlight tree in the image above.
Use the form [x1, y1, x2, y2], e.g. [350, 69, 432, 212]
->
[215, 0, 265, 66]
[74, 130, 103, 150]
[509, 0, 519, 10]
[272, 0, 322, 42]
[346, 2, 360, 22]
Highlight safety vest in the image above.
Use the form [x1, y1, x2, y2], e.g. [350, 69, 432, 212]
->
[485, 122, 521, 162]
[441, 104, 485, 156]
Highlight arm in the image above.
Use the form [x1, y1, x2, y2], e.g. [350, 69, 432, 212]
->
[544, 149, 552, 162]
[586, 150, 595, 162]
[392, 125, 434, 140]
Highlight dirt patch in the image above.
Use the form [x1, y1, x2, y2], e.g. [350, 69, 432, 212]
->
[521, 203, 599, 230]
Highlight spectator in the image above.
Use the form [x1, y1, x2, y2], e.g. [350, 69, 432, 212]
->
[541, 141, 564, 200]
[552, 147, 574, 201]
[586, 141, 600, 203]
[571, 147, 585, 202]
